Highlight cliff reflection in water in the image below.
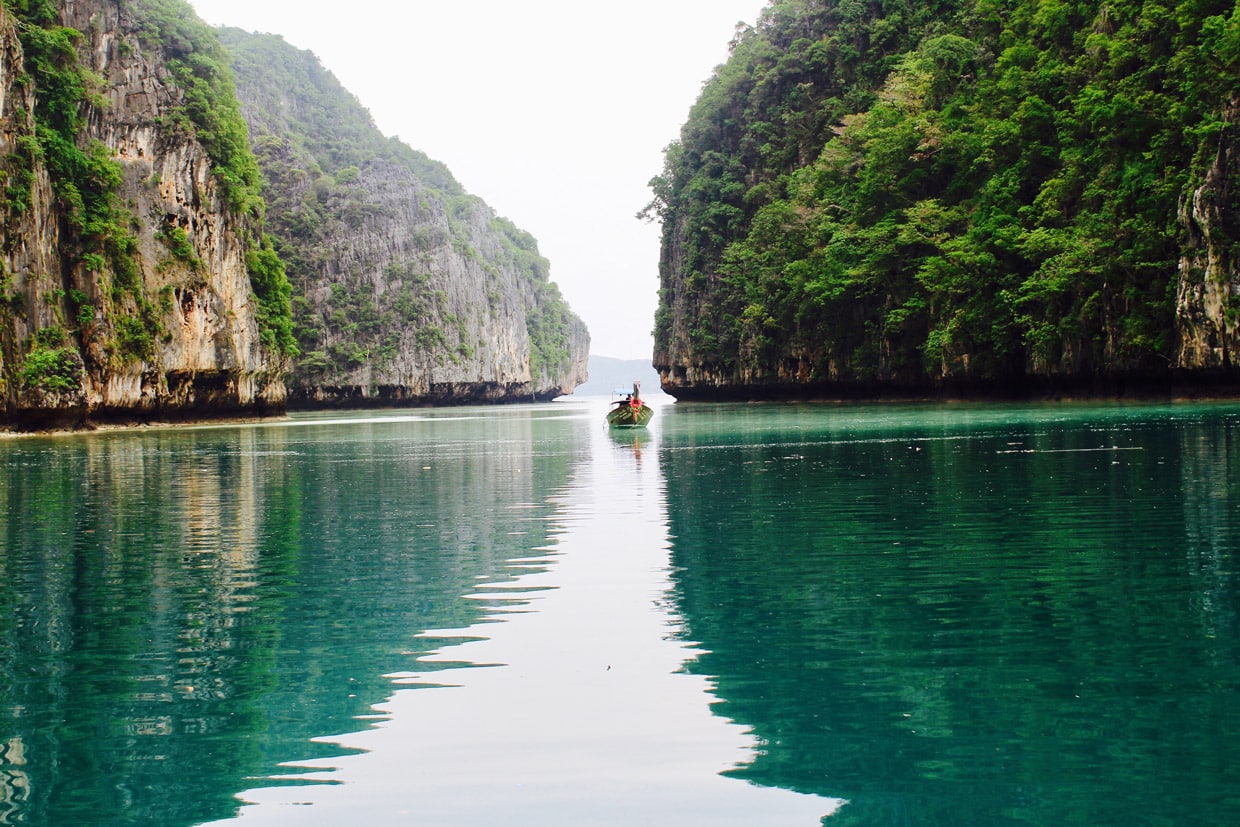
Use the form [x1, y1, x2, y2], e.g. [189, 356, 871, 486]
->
[659, 402, 1240, 826]
[0, 411, 578, 826]
[213, 407, 840, 826]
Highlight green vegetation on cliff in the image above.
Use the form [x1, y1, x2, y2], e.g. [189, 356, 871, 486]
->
[6, 0, 139, 290]
[215, 28, 463, 198]
[649, 0, 1240, 386]
[126, 0, 263, 216]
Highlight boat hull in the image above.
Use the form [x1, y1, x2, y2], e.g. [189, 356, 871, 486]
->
[606, 403, 653, 428]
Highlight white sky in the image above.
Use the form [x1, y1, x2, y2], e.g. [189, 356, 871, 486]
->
[188, 0, 765, 360]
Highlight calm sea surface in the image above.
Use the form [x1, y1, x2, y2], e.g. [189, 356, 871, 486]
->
[1, 398, 1239, 825]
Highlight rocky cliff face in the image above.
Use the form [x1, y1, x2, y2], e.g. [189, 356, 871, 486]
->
[1177, 93, 1240, 372]
[219, 30, 588, 407]
[0, 6, 64, 416]
[0, 1, 285, 428]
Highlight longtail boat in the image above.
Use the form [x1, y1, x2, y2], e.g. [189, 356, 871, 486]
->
[606, 382, 653, 428]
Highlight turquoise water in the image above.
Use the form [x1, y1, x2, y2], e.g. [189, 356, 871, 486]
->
[1, 399, 1238, 825]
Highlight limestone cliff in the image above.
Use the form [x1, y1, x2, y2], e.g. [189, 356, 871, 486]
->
[218, 29, 589, 406]
[1, 0, 286, 428]
[650, 0, 1240, 400]
[1177, 93, 1240, 372]
[1, 1, 586, 429]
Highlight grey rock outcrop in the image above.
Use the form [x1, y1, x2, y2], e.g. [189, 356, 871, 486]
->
[219, 30, 588, 407]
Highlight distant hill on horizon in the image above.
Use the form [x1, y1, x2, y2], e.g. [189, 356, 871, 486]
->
[569, 356, 668, 398]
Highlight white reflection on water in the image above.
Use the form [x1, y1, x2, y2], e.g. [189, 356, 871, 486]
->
[211, 401, 841, 825]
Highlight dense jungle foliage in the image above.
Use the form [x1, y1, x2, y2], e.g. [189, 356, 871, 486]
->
[3, 0, 295, 364]
[217, 28, 576, 382]
[647, 0, 1240, 385]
